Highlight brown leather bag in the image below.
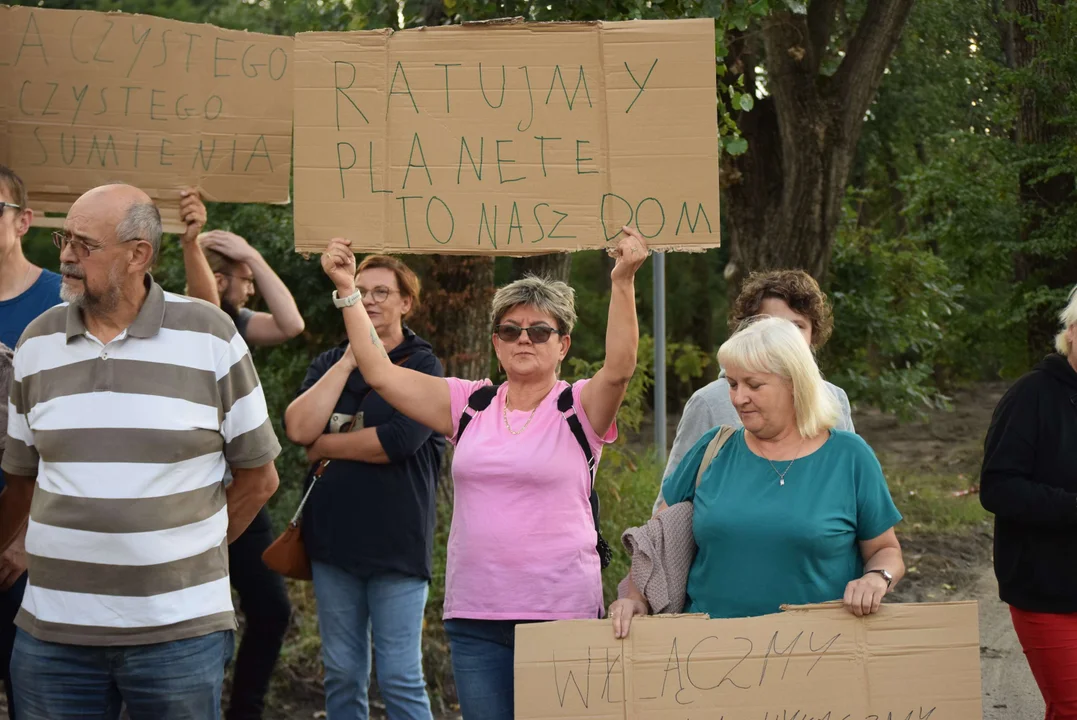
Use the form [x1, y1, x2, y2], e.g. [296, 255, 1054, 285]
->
[261, 456, 335, 581]
[263, 353, 412, 580]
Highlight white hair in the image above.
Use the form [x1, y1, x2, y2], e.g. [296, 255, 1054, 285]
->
[718, 316, 840, 438]
[1055, 284, 1077, 355]
[116, 202, 162, 263]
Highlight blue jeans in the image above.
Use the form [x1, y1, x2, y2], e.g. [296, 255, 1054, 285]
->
[444, 619, 540, 720]
[311, 562, 432, 720]
[10, 628, 234, 719]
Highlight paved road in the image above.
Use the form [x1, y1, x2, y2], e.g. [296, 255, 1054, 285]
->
[973, 568, 1044, 719]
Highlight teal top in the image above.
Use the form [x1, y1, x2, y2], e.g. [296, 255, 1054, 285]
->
[661, 427, 902, 619]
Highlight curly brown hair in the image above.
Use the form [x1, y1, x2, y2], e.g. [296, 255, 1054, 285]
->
[730, 270, 834, 348]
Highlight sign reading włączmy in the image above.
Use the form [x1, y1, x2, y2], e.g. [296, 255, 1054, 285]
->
[0, 6, 293, 209]
[515, 602, 984, 720]
[293, 19, 720, 255]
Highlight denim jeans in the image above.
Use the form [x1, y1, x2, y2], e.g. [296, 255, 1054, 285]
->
[443, 619, 539, 720]
[11, 628, 234, 720]
[311, 562, 432, 720]
[228, 506, 292, 720]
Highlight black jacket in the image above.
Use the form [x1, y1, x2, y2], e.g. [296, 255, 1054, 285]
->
[980, 353, 1077, 613]
[286, 329, 445, 581]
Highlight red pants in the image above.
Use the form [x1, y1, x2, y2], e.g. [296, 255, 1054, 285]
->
[1010, 606, 1077, 720]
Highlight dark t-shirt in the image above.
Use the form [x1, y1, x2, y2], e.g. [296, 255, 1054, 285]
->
[287, 330, 446, 581]
[234, 307, 255, 341]
[1, 269, 62, 491]
[0, 269, 62, 349]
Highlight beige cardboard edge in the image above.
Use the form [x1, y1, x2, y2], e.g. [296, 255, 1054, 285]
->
[292, 244, 718, 257]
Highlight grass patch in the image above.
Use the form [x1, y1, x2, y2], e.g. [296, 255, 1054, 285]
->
[886, 469, 990, 533]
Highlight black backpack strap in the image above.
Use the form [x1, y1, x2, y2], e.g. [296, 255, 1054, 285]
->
[556, 387, 597, 486]
[556, 386, 613, 570]
[454, 384, 500, 444]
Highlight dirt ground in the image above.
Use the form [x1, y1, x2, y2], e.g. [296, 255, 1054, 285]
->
[854, 383, 1007, 606]
[855, 381, 1043, 719]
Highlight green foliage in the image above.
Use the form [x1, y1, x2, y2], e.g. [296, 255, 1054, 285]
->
[837, 0, 1077, 407]
[566, 333, 709, 461]
[902, 132, 1027, 380]
[822, 208, 964, 418]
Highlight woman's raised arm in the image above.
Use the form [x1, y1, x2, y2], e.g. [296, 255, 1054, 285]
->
[580, 227, 649, 437]
[321, 238, 454, 437]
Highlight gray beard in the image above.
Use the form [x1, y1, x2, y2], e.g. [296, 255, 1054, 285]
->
[60, 266, 123, 316]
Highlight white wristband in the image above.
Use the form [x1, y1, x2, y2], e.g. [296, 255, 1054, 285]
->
[332, 288, 362, 308]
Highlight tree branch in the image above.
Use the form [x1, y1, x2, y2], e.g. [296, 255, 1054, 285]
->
[806, 0, 839, 74]
[831, 0, 916, 143]
[761, 12, 814, 183]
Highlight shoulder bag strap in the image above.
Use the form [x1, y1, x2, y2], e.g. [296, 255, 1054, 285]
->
[695, 425, 737, 489]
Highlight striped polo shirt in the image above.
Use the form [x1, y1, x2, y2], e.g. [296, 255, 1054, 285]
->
[2, 278, 281, 646]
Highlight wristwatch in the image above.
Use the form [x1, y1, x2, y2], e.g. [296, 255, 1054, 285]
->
[332, 288, 362, 308]
[865, 568, 893, 588]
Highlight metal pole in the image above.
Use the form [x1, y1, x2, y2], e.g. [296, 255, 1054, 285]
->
[653, 252, 667, 461]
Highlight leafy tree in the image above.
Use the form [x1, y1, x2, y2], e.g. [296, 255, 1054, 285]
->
[720, 0, 916, 291]
[1007, 1, 1077, 360]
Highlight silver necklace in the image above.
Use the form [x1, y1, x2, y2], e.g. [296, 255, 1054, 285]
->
[503, 401, 539, 435]
[760, 436, 806, 486]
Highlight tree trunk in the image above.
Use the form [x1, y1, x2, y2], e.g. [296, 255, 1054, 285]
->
[408, 255, 495, 507]
[721, 0, 915, 294]
[1011, 0, 1077, 360]
[510, 253, 572, 283]
[410, 256, 496, 380]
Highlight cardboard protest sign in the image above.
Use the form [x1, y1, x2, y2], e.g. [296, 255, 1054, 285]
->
[515, 602, 983, 720]
[0, 6, 293, 224]
[292, 19, 720, 255]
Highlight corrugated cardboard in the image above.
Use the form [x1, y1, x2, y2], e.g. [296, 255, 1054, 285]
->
[292, 19, 720, 254]
[515, 602, 983, 720]
[0, 5, 293, 223]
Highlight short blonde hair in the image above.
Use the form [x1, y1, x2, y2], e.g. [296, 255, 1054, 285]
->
[718, 316, 840, 438]
[490, 275, 577, 335]
[1055, 284, 1077, 355]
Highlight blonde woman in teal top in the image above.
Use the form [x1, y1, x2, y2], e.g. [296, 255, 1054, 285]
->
[611, 316, 905, 637]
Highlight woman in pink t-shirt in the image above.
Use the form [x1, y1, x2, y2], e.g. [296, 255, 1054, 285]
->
[318, 227, 648, 720]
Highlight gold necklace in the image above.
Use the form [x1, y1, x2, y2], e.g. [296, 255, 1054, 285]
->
[759, 436, 806, 486]
[503, 400, 539, 435]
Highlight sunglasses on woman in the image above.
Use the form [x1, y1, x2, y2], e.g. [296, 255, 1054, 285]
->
[494, 324, 561, 344]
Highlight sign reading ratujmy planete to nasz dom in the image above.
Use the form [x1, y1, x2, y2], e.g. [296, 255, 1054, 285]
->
[292, 19, 721, 255]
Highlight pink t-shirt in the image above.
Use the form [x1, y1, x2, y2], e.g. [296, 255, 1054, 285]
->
[443, 377, 617, 621]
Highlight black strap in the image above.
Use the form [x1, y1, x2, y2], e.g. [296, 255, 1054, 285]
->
[454, 384, 500, 443]
[555, 388, 604, 542]
[556, 387, 597, 487]
[456, 385, 594, 478]
[456, 383, 611, 568]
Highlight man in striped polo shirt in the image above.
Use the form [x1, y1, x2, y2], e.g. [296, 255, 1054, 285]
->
[0, 183, 281, 719]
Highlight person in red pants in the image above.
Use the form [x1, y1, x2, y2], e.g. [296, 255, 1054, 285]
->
[981, 285, 1077, 720]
